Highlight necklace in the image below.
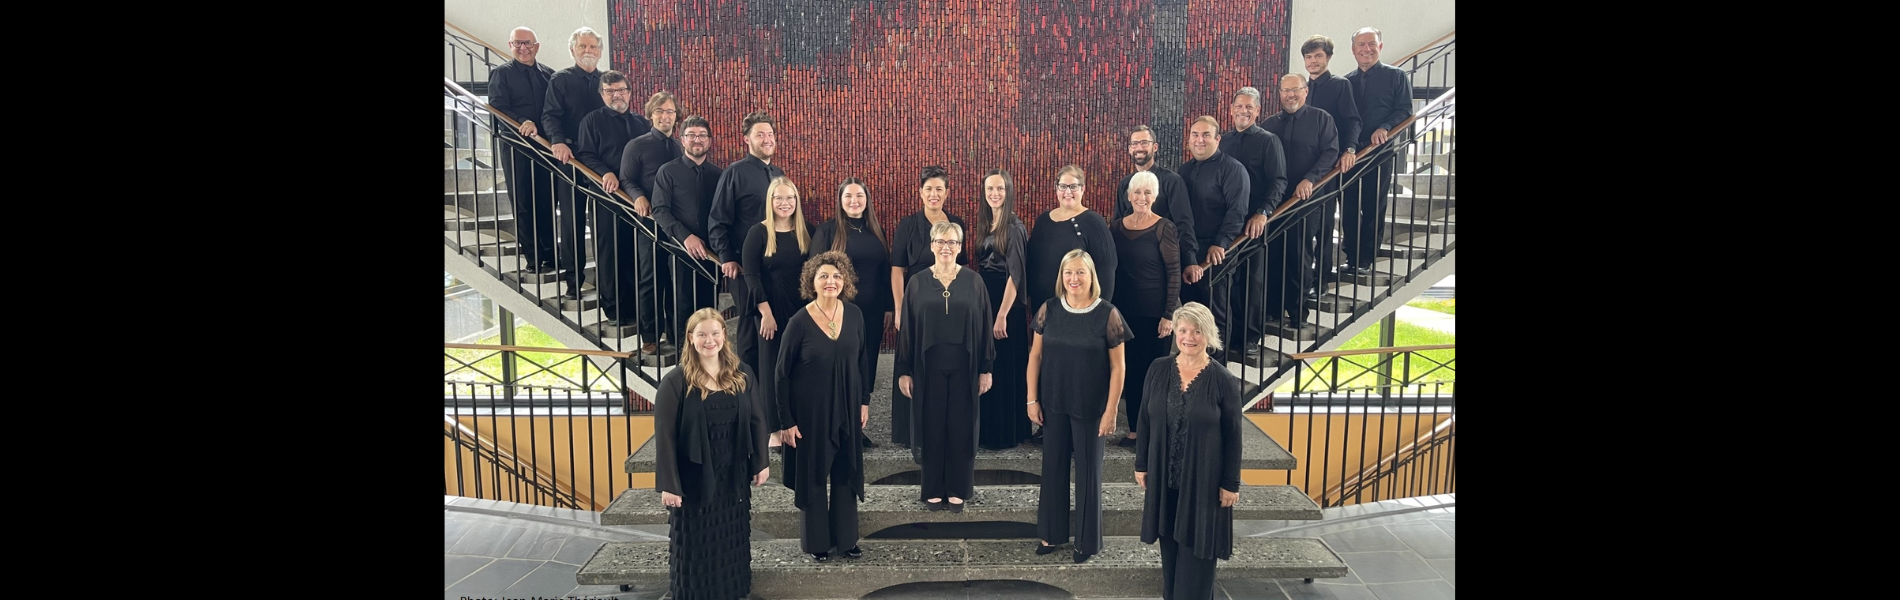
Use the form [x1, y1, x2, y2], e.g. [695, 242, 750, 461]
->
[815, 301, 841, 336]
[934, 266, 958, 314]
[1127, 212, 1155, 229]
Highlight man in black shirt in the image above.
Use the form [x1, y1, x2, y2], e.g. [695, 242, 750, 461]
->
[539, 27, 606, 296]
[1341, 27, 1415, 277]
[618, 92, 684, 356]
[650, 116, 725, 346]
[1175, 117, 1252, 362]
[1301, 34, 1362, 279]
[574, 71, 653, 340]
[1260, 73, 1340, 332]
[706, 112, 786, 371]
[1113, 125, 1197, 267]
[487, 27, 560, 273]
[1218, 87, 1287, 361]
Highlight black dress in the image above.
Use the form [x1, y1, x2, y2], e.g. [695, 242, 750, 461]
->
[1025, 208, 1118, 313]
[975, 215, 1032, 449]
[887, 209, 966, 445]
[775, 302, 868, 554]
[651, 366, 770, 600]
[1135, 356, 1242, 559]
[894, 267, 995, 501]
[811, 215, 893, 406]
[743, 222, 809, 433]
[1111, 216, 1182, 435]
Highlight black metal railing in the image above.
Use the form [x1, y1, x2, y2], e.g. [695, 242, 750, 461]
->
[444, 375, 650, 511]
[444, 25, 731, 403]
[444, 343, 654, 411]
[1255, 345, 1454, 508]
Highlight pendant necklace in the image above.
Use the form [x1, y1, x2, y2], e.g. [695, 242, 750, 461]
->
[817, 301, 841, 336]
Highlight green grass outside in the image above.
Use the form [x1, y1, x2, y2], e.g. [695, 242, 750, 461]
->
[445, 323, 607, 393]
[1405, 298, 1456, 314]
[1275, 319, 1455, 394]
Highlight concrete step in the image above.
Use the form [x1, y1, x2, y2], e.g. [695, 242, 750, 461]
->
[600, 483, 1320, 538]
[1387, 200, 1453, 222]
[445, 167, 505, 193]
[1305, 292, 1370, 314]
[576, 536, 1349, 597]
[1394, 173, 1453, 197]
[626, 407, 1296, 480]
[1374, 237, 1454, 260]
[443, 210, 517, 234]
[449, 231, 521, 255]
[1384, 216, 1455, 236]
[1408, 151, 1454, 173]
[444, 190, 510, 214]
[445, 147, 497, 169]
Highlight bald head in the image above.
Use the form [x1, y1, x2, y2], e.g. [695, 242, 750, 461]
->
[507, 27, 540, 65]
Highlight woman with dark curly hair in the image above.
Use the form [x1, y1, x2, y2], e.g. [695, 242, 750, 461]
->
[775, 250, 869, 562]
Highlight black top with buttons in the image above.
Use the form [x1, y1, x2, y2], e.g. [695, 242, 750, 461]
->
[1024, 208, 1118, 312]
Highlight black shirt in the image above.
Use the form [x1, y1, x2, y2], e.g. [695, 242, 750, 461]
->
[1029, 298, 1132, 417]
[1176, 151, 1250, 263]
[742, 223, 810, 323]
[1112, 166, 1199, 267]
[575, 107, 652, 177]
[618, 128, 681, 203]
[811, 216, 894, 314]
[890, 210, 968, 282]
[651, 156, 724, 243]
[1346, 61, 1414, 148]
[1307, 71, 1362, 155]
[1260, 105, 1340, 191]
[540, 66, 604, 147]
[973, 215, 1029, 311]
[1112, 217, 1183, 319]
[1219, 125, 1287, 217]
[1024, 209, 1118, 310]
[707, 155, 785, 264]
[487, 60, 553, 128]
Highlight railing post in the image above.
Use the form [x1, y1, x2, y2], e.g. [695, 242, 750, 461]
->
[1377, 312, 1395, 402]
[499, 307, 517, 402]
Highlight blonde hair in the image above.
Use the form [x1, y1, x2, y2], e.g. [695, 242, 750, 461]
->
[1171, 302, 1223, 353]
[762, 176, 810, 257]
[1055, 249, 1102, 303]
[679, 308, 747, 396]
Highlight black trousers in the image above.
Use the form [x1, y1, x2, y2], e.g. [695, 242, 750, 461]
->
[731, 277, 757, 372]
[1190, 243, 1266, 357]
[498, 137, 559, 268]
[600, 211, 673, 341]
[668, 257, 720, 346]
[1120, 315, 1170, 434]
[799, 433, 860, 554]
[919, 357, 975, 501]
[555, 165, 591, 293]
[593, 200, 638, 325]
[1341, 146, 1404, 269]
[1158, 534, 1220, 600]
[1181, 261, 1233, 360]
[1037, 413, 1104, 554]
[857, 304, 885, 407]
[1264, 209, 1321, 329]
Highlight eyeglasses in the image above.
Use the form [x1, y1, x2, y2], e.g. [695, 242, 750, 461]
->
[508, 41, 539, 47]
[1056, 183, 1083, 191]
[681, 132, 709, 139]
[931, 239, 961, 246]
[1128, 140, 1156, 148]
[1279, 86, 1307, 93]
[603, 87, 631, 96]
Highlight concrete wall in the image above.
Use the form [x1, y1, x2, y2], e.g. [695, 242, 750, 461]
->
[444, 0, 612, 78]
[1290, 0, 1455, 87]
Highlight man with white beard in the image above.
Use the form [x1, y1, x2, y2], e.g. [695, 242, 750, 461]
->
[539, 27, 608, 298]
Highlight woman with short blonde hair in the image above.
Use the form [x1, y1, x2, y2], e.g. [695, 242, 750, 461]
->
[1134, 301, 1241, 600]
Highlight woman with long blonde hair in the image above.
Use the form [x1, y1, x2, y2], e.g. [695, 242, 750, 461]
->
[651, 308, 771, 600]
[741, 176, 812, 433]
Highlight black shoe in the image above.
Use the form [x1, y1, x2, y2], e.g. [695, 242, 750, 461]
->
[1072, 550, 1093, 564]
[948, 499, 964, 513]
[927, 499, 946, 511]
[1116, 436, 1137, 448]
[810, 552, 829, 563]
[843, 546, 863, 559]
[1029, 429, 1044, 446]
[861, 434, 879, 448]
[1035, 542, 1059, 556]
[1343, 266, 1373, 277]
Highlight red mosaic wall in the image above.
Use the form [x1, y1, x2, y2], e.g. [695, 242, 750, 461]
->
[608, 0, 1289, 236]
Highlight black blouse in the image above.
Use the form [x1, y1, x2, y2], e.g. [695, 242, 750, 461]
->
[974, 215, 1029, 310]
[1111, 216, 1182, 320]
[651, 366, 770, 503]
[741, 223, 810, 322]
[890, 210, 968, 283]
[1135, 356, 1242, 561]
[810, 216, 893, 314]
[1030, 297, 1133, 418]
[1025, 209, 1118, 311]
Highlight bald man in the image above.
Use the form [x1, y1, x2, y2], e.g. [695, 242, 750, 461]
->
[1340, 27, 1413, 278]
[487, 27, 560, 273]
[1260, 73, 1338, 333]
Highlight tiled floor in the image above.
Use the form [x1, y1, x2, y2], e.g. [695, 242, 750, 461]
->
[443, 495, 1453, 599]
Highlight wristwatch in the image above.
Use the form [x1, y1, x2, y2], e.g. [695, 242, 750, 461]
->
[1345, 147, 1357, 154]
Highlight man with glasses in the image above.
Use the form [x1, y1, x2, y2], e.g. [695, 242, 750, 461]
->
[650, 116, 724, 348]
[487, 27, 559, 273]
[575, 71, 653, 342]
[616, 92, 684, 358]
[540, 27, 607, 298]
[1176, 117, 1251, 363]
[707, 112, 786, 373]
[1260, 73, 1339, 335]
[1112, 125, 1196, 267]
[1340, 27, 1414, 279]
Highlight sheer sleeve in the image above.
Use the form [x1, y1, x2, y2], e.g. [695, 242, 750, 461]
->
[1104, 305, 1134, 349]
[1158, 219, 1182, 316]
[1028, 301, 1050, 335]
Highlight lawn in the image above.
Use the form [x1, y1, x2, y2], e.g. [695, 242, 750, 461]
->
[1405, 298, 1456, 314]
[444, 323, 613, 394]
[1275, 318, 1455, 394]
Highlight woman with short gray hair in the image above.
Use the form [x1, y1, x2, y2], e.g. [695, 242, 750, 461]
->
[1133, 301, 1242, 600]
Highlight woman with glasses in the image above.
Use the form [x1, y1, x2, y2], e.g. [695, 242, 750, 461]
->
[1024, 164, 1119, 446]
[742, 176, 812, 434]
[973, 169, 1033, 450]
[810, 177, 893, 449]
[895, 221, 994, 512]
[887, 166, 966, 447]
